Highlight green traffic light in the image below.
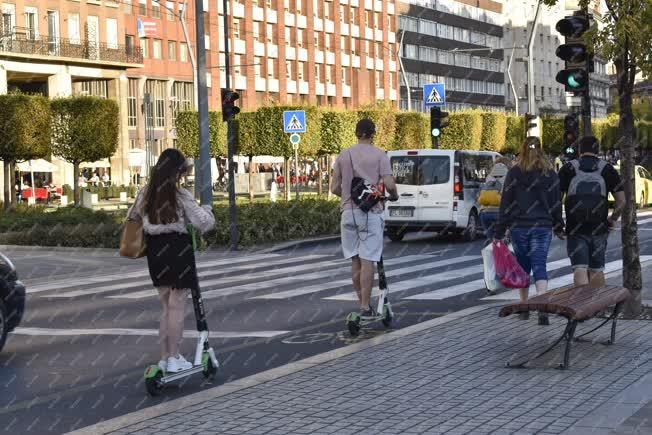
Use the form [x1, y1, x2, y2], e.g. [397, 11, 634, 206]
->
[432, 128, 440, 137]
[567, 76, 581, 88]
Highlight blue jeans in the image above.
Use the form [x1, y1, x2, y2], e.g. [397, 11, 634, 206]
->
[509, 227, 552, 282]
[480, 211, 498, 240]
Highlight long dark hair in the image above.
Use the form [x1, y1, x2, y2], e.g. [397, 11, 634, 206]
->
[144, 148, 190, 225]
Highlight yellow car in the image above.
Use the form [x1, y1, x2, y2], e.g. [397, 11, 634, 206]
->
[609, 165, 652, 207]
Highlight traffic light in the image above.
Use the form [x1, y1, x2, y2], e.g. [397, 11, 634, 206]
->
[563, 113, 579, 158]
[430, 106, 449, 137]
[555, 12, 591, 93]
[221, 89, 240, 122]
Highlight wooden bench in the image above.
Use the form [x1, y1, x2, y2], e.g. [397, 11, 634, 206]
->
[499, 285, 631, 369]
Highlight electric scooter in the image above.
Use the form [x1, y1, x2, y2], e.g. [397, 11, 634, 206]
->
[345, 256, 394, 337]
[144, 225, 220, 396]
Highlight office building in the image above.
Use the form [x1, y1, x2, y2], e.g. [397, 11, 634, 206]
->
[397, 0, 506, 112]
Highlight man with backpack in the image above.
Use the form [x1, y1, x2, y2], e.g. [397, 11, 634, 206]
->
[331, 119, 399, 319]
[559, 136, 625, 288]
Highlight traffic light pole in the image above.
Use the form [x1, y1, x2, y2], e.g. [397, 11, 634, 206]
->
[223, 0, 238, 250]
[526, 0, 542, 128]
[581, 7, 592, 137]
[432, 136, 439, 149]
[195, 0, 212, 207]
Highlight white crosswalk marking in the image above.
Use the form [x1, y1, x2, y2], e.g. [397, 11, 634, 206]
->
[254, 256, 479, 300]
[52, 255, 329, 298]
[11, 327, 289, 338]
[27, 253, 282, 293]
[481, 256, 652, 301]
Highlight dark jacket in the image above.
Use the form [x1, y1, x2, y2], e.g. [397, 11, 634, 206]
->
[494, 166, 564, 239]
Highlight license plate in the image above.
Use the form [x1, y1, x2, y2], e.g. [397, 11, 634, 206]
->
[390, 208, 413, 217]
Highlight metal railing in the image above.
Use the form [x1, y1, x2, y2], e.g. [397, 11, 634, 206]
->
[0, 32, 143, 65]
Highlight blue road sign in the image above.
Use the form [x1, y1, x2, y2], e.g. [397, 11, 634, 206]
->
[423, 83, 446, 107]
[283, 110, 306, 133]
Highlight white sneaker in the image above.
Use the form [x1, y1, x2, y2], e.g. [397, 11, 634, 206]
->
[158, 359, 167, 372]
[167, 354, 193, 372]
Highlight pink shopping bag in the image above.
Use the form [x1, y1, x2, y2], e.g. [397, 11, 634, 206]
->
[492, 240, 529, 289]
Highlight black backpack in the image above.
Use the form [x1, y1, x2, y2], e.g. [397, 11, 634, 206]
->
[566, 159, 608, 224]
[348, 151, 381, 213]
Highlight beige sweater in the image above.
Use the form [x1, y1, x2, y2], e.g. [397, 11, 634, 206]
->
[128, 187, 215, 235]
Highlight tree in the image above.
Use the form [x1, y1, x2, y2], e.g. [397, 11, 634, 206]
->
[0, 94, 51, 209]
[544, 0, 652, 315]
[51, 96, 119, 206]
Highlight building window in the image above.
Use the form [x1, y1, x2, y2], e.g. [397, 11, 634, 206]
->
[138, 0, 147, 16]
[152, 1, 160, 18]
[254, 22, 261, 42]
[106, 18, 118, 49]
[375, 71, 382, 88]
[125, 35, 135, 54]
[266, 23, 273, 43]
[180, 42, 188, 62]
[233, 19, 240, 38]
[153, 39, 162, 59]
[234, 55, 242, 75]
[298, 61, 304, 81]
[286, 61, 293, 80]
[403, 44, 418, 59]
[315, 64, 321, 82]
[68, 13, 81, 44]
[140, 38, 148, 58]
[166, 1, 175, 21]
[171, 81, 194, 125]
[128, 79, 138, 128]
[254, 57, 261, 77]
[168, 41, 176, 60]
[376, 42, 383, 59]
[124, 0, 132, 14]
[145, 80, 166, 128]
[267, 58, 275, 78]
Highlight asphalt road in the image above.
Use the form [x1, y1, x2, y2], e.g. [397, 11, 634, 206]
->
[2, 211, 652, 434]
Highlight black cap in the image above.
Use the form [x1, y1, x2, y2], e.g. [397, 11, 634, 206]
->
[355, 118, 376, 139]
[579, 136, 599, 155]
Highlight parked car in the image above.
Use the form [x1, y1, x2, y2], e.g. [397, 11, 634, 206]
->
[609, 165, 652, 208]
[384, 149, 500, 242]
[0, 252, 25, 352]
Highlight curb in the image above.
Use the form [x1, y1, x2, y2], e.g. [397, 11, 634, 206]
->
[65, 302, 505, 435]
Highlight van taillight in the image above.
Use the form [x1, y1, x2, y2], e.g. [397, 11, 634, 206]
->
[454, 181, 461, 194]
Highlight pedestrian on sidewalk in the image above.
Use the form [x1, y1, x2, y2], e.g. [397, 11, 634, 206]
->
[127, 148, 215, 373]
[495, 136, 565, 324]
[331, 119, 398, 319]
[479, 156, 513, 242]
[558, 136, 625, 288]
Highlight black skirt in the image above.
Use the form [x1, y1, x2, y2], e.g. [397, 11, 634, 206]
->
[145, 232, 199, 290]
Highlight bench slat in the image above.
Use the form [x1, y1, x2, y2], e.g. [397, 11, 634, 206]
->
[498, 285, 630, 321]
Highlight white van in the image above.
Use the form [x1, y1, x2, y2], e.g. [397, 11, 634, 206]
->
[384, 149, 500, 242]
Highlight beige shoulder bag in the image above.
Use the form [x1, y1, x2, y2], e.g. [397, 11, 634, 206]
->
[119, 190, 147, 258]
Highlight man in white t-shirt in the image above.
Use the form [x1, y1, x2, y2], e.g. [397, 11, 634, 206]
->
[331, 119, 398, 319]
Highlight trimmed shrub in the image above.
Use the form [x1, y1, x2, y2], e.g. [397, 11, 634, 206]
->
[357, 101, 397, 151]
[319, 109, 357, 155]
[175, 111, 227, 158]
[541, 116, 564, 155]
[393, 112, 430, 150]
[235, 111, 258, 156]
[504, 115, 524, 154]
[439, 111, 482, 150]
[255, 105, 321, 157]
[480, 112, 507, 151]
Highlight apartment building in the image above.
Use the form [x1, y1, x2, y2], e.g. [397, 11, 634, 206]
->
[0, 0, 399, 197]
[397, 0, 506, 112]
[503, 0, 610, 118]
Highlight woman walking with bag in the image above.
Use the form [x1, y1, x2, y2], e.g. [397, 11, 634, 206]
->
[127, 149, 215, 372]
[494, 137, 564, 324]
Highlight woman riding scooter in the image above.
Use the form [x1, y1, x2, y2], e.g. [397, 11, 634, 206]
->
[128, 149, 215, 373]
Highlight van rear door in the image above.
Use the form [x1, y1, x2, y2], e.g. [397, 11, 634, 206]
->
[387, 153, 419, 221]
[418, 153, 454, 223]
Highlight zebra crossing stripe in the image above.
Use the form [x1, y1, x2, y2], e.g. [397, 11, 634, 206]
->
[481, 255, 652, 301]
[11, 327, 290, 338]
[252, 256, 479, 300]
[52, 254, 330, 299]
[27, 253, 282, 294]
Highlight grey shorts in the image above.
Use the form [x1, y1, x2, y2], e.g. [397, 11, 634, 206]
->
[567, 233, 609, 272]
[341, 209, 385, 262]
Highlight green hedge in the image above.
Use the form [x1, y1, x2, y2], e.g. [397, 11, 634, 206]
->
[319, 109, 357, 155]
[439, 111, 482, 150]
[357, 101, 397, 152]
[480, 112, 507, 151]
[393, 112, 430, 150]
[504, 115, 524, 153]
[541, 116, 564, 155]
[255, 105, 322, 158]
[175, 111, 227, 158]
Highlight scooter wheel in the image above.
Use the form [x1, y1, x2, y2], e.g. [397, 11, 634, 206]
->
[382, 305, 393, 327]
[203, 354, 218, 379]
[145, 372, 163, 396]
[347, 320, 361, 337]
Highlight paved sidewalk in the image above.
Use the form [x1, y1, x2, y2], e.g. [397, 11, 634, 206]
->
[71, 274, 652, 435]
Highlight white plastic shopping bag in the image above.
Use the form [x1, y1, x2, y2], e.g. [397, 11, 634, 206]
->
[482, 243, 500, 293]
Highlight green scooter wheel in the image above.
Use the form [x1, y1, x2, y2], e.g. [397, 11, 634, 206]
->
[346, 312, 361, 337]
[382, 305, 393, 327]
[144, 365, 163, 396]
[202, 352, 218, 379]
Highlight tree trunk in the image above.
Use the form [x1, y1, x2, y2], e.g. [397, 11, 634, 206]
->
[248, 155, 254, 204]
[327, 155, 333, 200]
[284, 157, 290, 201]
[3, 161, 10, 210]
[9, 161, 16, 205]
[616, 41, 643, 317]
[318, 155, 323, 196]
[73, 162, 81, 207]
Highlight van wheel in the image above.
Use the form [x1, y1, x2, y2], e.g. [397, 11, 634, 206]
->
[462, 211, 479, 242]
[387, 228, 406, 242]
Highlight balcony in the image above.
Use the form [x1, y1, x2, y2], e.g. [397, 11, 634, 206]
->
[0, 32, 143, 67]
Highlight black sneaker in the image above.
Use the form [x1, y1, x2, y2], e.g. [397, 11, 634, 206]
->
[360, 306, 377, 320]
[519, 312, 530, 320]
[538, 313, 550, 325]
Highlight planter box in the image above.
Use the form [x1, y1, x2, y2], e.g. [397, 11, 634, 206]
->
[82, 190, 98, 209]
[119, 192, 127, 202]
[60, 195, 68, 207]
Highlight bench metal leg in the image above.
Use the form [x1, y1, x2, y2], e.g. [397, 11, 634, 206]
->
[506, 319, 575, 369]
[559, 321, 578, 370]
[574, 302, 623, 345]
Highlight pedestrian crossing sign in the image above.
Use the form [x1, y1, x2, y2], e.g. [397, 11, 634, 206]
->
[423, 83, 446, 107]
[283, 110, 306, 133]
